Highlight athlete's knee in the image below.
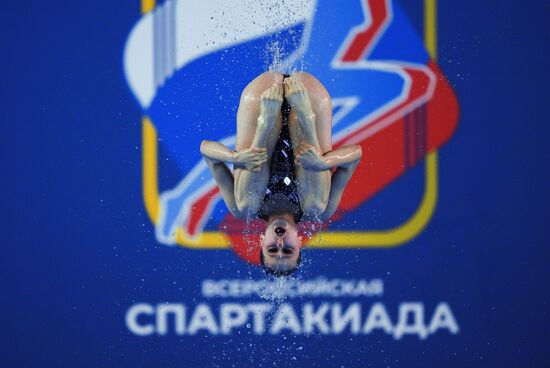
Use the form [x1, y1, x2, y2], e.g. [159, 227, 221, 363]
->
[293, 71, 317, 83]
[301, 197, 327, 218]
[235, 197, 250, 215]
[241, 72, 284, 100]
[235, 194, 260, 215]
[293, 72, 331, 110]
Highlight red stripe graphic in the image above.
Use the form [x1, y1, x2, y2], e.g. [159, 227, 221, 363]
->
[341, 0, 390, 62]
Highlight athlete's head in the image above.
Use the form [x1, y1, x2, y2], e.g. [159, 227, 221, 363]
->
[259, 215, 303, 277]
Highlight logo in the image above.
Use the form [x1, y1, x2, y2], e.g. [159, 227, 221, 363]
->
[123, 0, 459, 263]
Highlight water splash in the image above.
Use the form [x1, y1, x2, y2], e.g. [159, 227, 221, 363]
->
[267, 41, 286, 73]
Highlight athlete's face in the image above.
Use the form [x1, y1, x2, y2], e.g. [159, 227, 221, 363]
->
[260, 218, 302, 272]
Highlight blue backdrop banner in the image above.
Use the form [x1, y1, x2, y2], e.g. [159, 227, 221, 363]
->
[1, 0, 549, 367]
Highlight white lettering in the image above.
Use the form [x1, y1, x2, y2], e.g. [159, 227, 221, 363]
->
[302, 303, 330, 334]
[156, 303, 185, 335]
[393, 303, 428, 339]
[201, 280, 217, 297]
[126, 303, 155, 336]
[125, 301, 458, 339]
[188, 304, 219, 335]
[220, 303, 248, 334]
[363, 302, 393, 335]
[248, 304, 272, 334]
[428, 302, 460, 335]
[201, 278, 384, 298]
[270, 303, 301, 334]
[332, 303, 361, 334]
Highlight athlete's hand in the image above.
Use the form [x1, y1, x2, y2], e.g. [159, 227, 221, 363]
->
[283, 77, 313, 116]
[294, 143, 328, 171]
[260, 83, 283, 119]
[234, 147, 268, 171]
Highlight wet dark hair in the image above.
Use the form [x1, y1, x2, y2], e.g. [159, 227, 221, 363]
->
[259, 249, 302, 277]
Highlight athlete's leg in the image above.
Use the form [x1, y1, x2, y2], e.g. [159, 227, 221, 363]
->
[287, 72, 333, 152]
[234, 72, 284, 215]
[285, 73, 332, 218]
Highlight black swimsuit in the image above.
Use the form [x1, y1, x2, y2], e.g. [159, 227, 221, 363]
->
[258, 94, 304, 223]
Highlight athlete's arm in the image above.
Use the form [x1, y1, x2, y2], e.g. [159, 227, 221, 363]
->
[322, 145, 362, 170]
[200, 141, 267, 219]
[200, 140, 267, 170]
[319, 155, 361, 221]
[201, 154, 242, 218]
[294, 143, 362, 221]
[294, 143, 362, 171]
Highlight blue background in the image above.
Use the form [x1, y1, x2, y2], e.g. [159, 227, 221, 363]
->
[1, 0, 549, 367]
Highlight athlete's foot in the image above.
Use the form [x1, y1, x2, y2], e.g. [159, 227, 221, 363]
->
[253, 83, 283, 148]
[259, 83, 283, 123]
[283, 76, 314, 120]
